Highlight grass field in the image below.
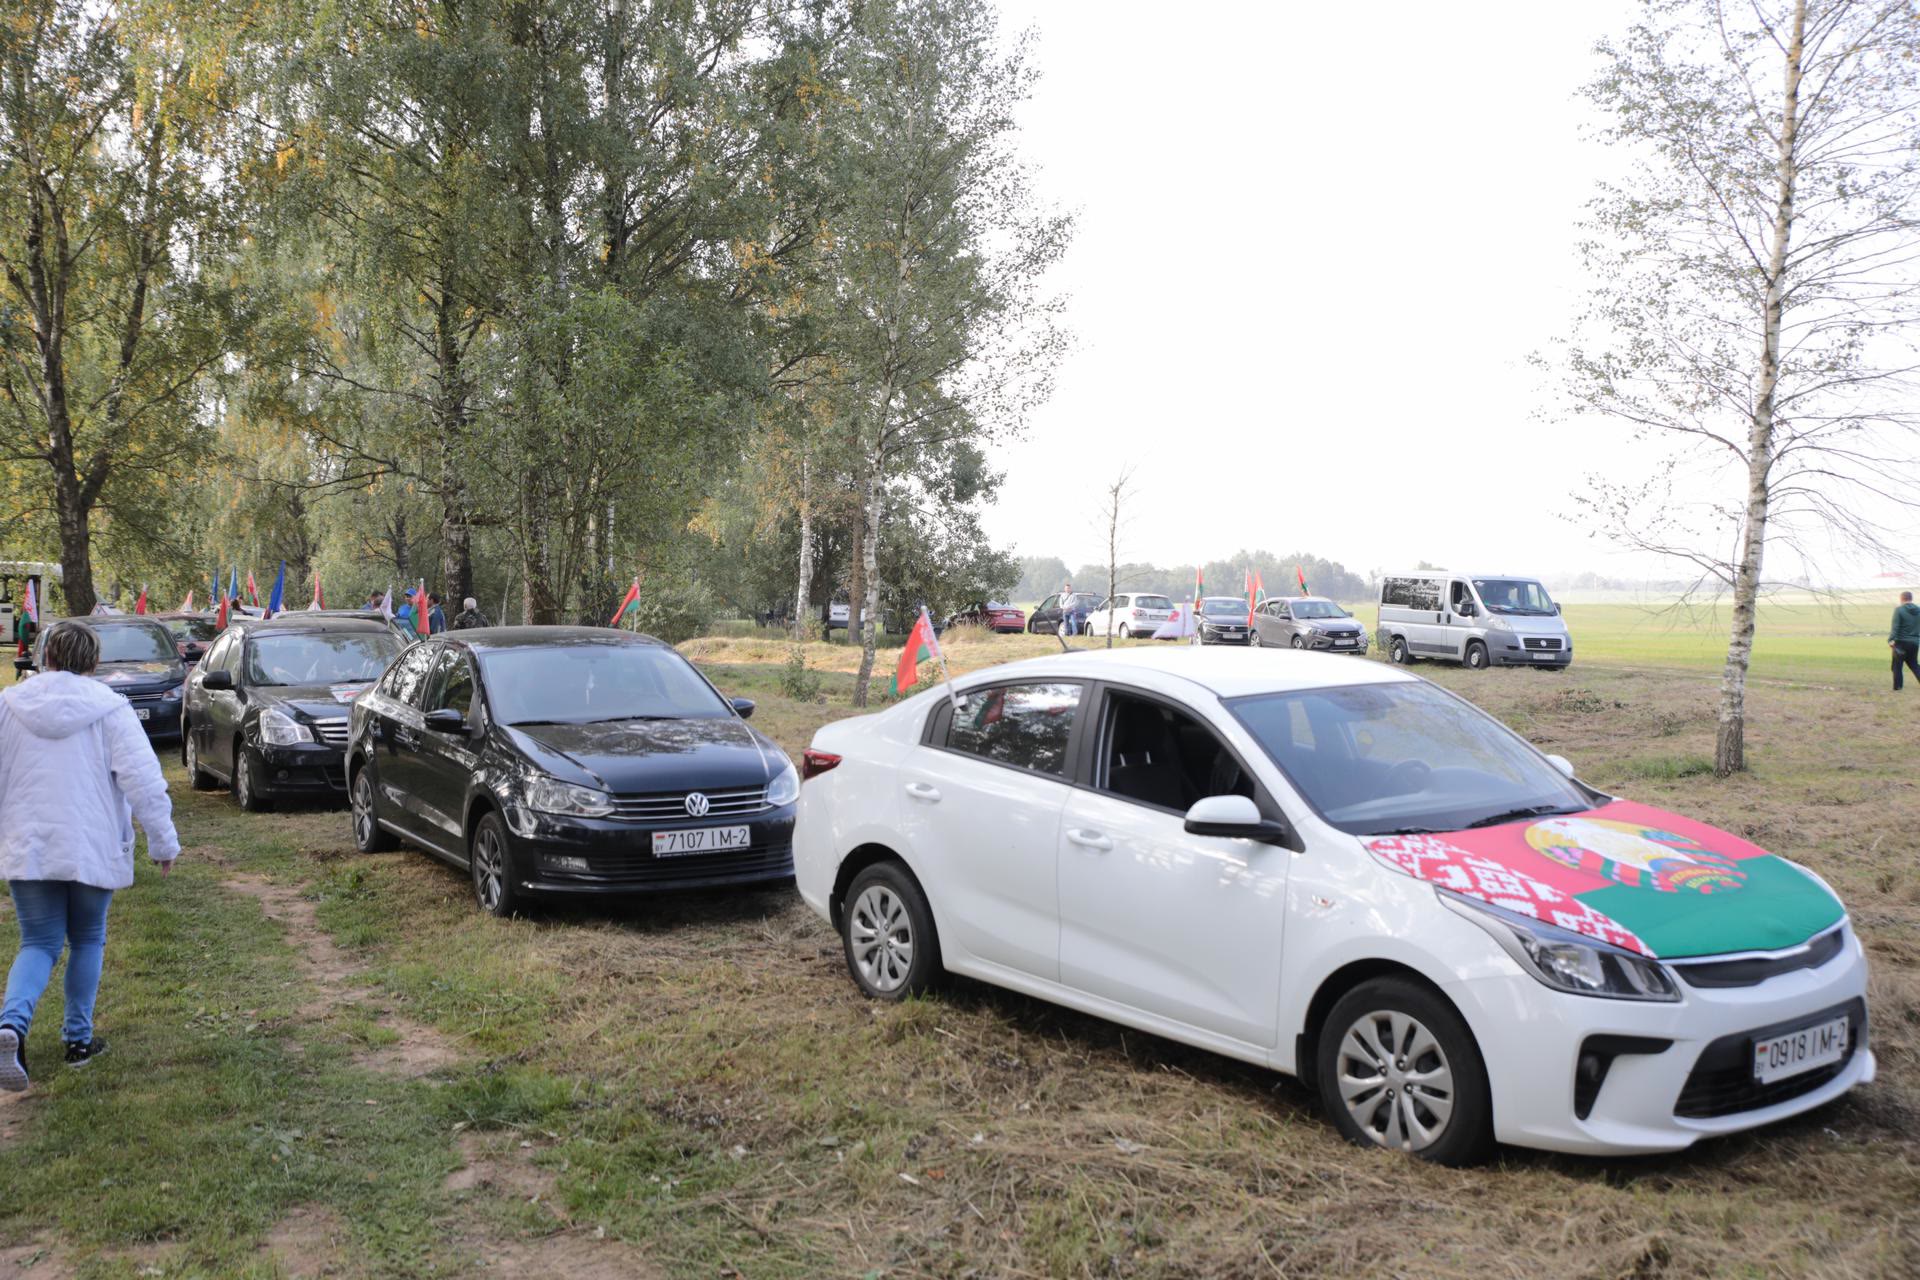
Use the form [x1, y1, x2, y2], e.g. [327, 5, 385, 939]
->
[2, 610, 1918, 1277]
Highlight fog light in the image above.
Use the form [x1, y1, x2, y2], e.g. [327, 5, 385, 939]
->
[276, 769, 290, 781]
[549, 855, 590, 873]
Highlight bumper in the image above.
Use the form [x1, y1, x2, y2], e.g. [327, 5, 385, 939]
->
[501, 804, 797, 895]
[255, 743, 350, 797]
[126, 699, 183, 740]
[1304, 634, 1369, 654]
[1200, 626, 1253, 645]
[1455, 929, 1872, 1154]
[1491, 642, 1572, 667]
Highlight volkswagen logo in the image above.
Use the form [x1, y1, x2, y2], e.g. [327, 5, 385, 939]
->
[684, 792, 711, 818]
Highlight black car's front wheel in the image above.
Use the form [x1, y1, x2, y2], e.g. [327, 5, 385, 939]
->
[234, 745, 273, 812]
[351, 763, 398, 853]
[469, 812, 523, 918]
[183, 724, 219, 791]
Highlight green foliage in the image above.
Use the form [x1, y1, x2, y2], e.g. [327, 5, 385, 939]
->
[626, 579, 718, 647]
[779, 645, 824, 702]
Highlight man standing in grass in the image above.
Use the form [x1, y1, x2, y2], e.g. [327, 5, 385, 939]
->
[1891, 591, 1920, 691]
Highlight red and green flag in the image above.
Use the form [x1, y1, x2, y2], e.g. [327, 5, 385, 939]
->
[1296, 563, 1310, 594]
[409, 581, 430, 636]
[135, 586, 148, 615]
[890, 607, 945, 697]
[609, 577, 641, 627]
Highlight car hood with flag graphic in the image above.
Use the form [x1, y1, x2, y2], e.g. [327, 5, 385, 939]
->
[1364, 799, 1843, 959]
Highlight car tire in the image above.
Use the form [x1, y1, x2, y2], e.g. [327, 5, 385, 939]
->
[1465, 641, 1489, 671]
[841, 861, 941, 1001]
[469, 811, 523, 918]
[1389, 636, 1411, 665]
[1290, 635, 1306, 650]
[1316, 977, 1493, 1167]
[1118, 624, 1131, 640]
[234, 745, 273, 812]
[183, 725, 219, 791]
[351, 762, 399, 853]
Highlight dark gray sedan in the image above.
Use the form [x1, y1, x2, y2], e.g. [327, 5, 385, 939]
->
[1252, 596, 1369, 654]
[1195, 596, 1254, 645]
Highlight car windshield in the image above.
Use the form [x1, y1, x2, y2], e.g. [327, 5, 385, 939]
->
[1472, 579, 1556, 615]
[1229, 681, 1588, 835]
[1133, 595, 1173, 610]
[92, 624, 176, 664]
[480, 643, 731, 725]
[245, 632, 403, 687]
[164, 618, 219, 643]
[1291, 600, 1346, 620]
[1199, 597, 1245, 616]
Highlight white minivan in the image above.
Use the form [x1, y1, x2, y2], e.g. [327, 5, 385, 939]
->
[1377, 571, 1572, 670]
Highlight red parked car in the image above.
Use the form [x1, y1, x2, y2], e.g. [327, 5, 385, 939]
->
[944, 601, 1026, 634]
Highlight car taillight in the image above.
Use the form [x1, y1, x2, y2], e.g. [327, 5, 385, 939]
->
[801, 749, 842, 781]
[1130, 609, 1144, 618]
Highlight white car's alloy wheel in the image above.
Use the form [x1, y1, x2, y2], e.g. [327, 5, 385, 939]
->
[1334, 1009, 1456, 1153]
[849, 883, 914, 993]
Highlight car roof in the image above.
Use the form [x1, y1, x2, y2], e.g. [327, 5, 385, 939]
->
[52, 614, 170, 630]
[252, 616, 396, 635]
[955, 645, 1414, 699]
[447, 625, 669, 652]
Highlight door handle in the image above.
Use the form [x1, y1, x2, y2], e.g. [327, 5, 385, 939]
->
[904, 782, 942, 802]
[1066, 828, 1113, 852]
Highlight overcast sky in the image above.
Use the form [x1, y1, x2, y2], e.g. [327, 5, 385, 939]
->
[979, 0, 1674, 580]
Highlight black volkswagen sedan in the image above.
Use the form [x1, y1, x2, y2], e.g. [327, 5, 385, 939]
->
[346, 627, 798, 916]
[181, 616, 407, 810]
[30, 615, 187, 742]
[1194, 596, 1254, 645]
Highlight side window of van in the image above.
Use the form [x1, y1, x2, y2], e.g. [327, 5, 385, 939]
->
[1405, 578, 1442, 612]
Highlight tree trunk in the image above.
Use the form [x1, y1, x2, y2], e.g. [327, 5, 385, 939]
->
[851, 471, 884, 706]
[54, 487, 93, 617]
[792, 449, 814, 642]
[846, 493, 866, 648]
[1716, 0, 1805, 777]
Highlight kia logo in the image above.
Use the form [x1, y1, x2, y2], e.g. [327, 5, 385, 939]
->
[684, 792, 711, 817]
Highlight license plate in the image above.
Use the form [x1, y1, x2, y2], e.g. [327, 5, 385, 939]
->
[1334, 638, 1357, 646]
[135, 707, 150, 721]
[652, 825, 751, 857]
[1533, 651, 1555, 660]
[1753, 1015, 1849, 1084]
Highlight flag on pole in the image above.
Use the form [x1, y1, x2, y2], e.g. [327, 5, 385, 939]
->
[216, 590, 230, 631]
[889, 606, 955, 703]
[379, 586, 393, 621]
[410, 581, 430, 637]
[1246, 568, 1256, 626]
[1254, 570, 1267, 608]
[246, 569, 259, 606]
[135, 586, 148, 615]
[609, 577, 641, 627]
[1296, 563, 1309, 595]
[179, 589, 194, 613]
[266, 561, 286, 618]
[227, 566, 239, 605]
[210, 566, 220, 614]
[309, 568, 325, 611]
[22, 579, 37, 625]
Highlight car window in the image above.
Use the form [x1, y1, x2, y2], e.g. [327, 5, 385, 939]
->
[1451, 581, 1473, 609]
[384, 643, 438, 706]
[942, 681, 1082, 776]
[1472, 578, 1556, 614]
[1037, 595, 1058, 611]
[1230, 682, 1587, 835]
[1098, 689, 1253, 812]
[1134, 595, 1173, 610]
[200, 633, 231, 673]
[1112, 596, 1129, 609]
[425, 648, 475, 717]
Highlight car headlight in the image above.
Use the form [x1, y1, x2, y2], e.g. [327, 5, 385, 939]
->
[525, 777, 615, 817]
[258, 708, 314, 746]
[1440, 891, 1678, 1001]
[765, 760, 800, 807]
[1484, 615, 1512, 632]
[162, 685, 183, 701]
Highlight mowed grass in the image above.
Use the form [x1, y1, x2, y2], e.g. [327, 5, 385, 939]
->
[2, 623, 1918, 1276]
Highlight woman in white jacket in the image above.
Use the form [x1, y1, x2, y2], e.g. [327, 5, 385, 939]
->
[0, 620, 180, 1091]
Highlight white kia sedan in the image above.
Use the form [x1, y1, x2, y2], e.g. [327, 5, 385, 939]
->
[793, 648, 1872, 1163]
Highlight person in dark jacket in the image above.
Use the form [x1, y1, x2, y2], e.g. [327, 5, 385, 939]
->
[451, 598, 491, 630]
[1891, 591, 1920, 691]
[427, 593, 447, 635]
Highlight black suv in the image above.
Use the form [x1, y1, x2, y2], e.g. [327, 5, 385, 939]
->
[28, 615, 187, 742]
[346, 627, 798, 916]
[181, 616, 408, 810]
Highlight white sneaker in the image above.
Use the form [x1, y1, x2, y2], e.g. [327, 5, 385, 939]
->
[0, 1025, 26, 1092]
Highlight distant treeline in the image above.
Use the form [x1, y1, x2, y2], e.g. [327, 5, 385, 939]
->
[1011, 553, 1372, 603]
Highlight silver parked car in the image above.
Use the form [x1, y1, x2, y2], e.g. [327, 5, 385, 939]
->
[1375, 570, 1572, 669]
[1252, 596, 1369, 653]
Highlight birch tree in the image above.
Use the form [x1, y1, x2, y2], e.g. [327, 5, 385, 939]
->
[1558, 0, 1920, 774]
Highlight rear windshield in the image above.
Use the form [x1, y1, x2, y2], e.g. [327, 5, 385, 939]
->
[245, 632, 404, 687]
[164, 618, 219, 643]
[479, 643, 731, 725]
[91, 624, 177, 664]
[1133, 596, 1174, 610]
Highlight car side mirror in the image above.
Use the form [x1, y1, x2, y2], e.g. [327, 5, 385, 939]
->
[1457, 602, 1475, 618]
[1184, 794, 1290, 844]
[1546, 754, 1575, 778]
[1553, 602, 1562, 615]
[730, 697, 756, 719]
[423, 707, 468, 734]
[201, 670, 234, 691]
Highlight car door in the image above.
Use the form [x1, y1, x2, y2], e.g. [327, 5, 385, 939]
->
[186, 632, 230, 759]
[1253, 600, 1285, 647]
[1055, 685, 1292, 1050]
[411, 646, 484, 849]
[206, 634, 248, 776]
[1441, 578, 1476, 659]
[894, 679, 1088, 982]
[1401, 575, 1448, 657]
[367, 643, 441, 845]
[1032, 594, 1060, 632]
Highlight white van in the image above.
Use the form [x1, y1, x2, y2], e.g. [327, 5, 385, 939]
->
[1376, 571, 1571, 670]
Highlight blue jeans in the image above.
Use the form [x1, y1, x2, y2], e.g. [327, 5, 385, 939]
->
[3, 880, 114, 1043]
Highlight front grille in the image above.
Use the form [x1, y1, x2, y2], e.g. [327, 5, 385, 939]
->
[1673, 925, 1847, 989]
[546, 841, 793, 887]
[312, 719, 350, 746]
[609, 785, 770, 822]
[1673, 997, 1865, 1118]
[1523, 637, 1564, 651]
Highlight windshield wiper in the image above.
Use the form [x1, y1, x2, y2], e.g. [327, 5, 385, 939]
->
[579, 714, 678, 724]
[1463, 804, 1580, 829]
[1369, 826, 1446, 836]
